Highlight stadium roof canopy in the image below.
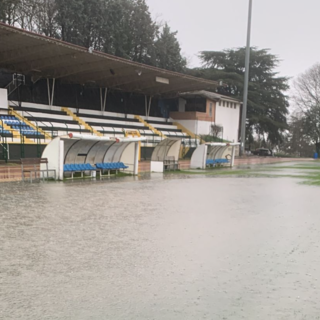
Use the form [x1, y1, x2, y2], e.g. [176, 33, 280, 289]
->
[180, 90, 241, 103]
[0, 23, 218, 97]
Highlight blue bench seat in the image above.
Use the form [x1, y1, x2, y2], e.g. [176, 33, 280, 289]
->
[64, 162, 129, 179]
[206, 158, 229, 166]
[96, 162, 129, 170]
[63, 163, 97, 179]
[64, 163, 96, 172]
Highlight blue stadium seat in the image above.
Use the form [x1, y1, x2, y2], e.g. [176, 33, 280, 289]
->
[119, 162, 129, 169]
[206, 158, 229, 166]
[95, 162, 129, 172]
[64, 163, 96, 172]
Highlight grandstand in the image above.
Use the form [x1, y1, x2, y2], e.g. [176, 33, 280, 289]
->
[5, 101, 197, 148]
[0, 22, 240, 169]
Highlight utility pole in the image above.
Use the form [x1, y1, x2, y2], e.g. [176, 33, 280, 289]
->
[240, 0, 253, 156]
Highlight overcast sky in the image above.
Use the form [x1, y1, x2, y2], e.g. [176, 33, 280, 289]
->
[147, 0, 319, 80]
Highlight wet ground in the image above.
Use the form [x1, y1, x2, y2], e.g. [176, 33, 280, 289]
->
[1, 162, 320, 319]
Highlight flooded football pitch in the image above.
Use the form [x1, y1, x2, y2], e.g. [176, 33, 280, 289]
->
[1, 161, 320, 319]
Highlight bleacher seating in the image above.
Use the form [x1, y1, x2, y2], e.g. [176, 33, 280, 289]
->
[12, 103, 90, 138]
[0, 115, 42, 137]
[0, 125, 11, 136]
[9, 102, 198, 146]
[68, 107, 158, 140]
[143, 116, 187, 138]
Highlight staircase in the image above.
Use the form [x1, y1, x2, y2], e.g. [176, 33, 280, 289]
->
[5, 75, 24, 97]
[61, 107, 103, 137]
[9, 108, 51, 140]
[179, 145, 190, 159]
[134, 115, 167, 138]
[172, 122, 204, 144]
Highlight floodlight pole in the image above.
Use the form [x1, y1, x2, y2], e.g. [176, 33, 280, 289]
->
[240, 0, 253, 156]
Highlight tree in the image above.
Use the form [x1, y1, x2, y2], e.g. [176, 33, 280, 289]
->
[0, 0, 21, 25]
[0, 0, 185, 71]
[36, 0, 59, 37]
[293, 63, 320, 154]
[154, 23, 186, 72]
[128, 0, 158, 64]
[278, 115, 314, 157]
[210, 124, 223, 138]
[101, 0, 158, 63]
[190, 48, 289, 146]
[55, 0, 84, 44]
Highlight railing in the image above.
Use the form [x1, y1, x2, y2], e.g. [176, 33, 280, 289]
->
[0, 117, 26, 159]
[9, 102, 89, 140]
[9, 101, 47, 140]
[5, 78, 23, 97]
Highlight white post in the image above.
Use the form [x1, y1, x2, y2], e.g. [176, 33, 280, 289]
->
[58, 139, 64, 180]
[47, 78, 50, 106]
[100, 88, 103, 111]
[103, 88, 107, 112]
[231, 145, 236, 167]
[133, 142, 139, 175]
[47, 78, 56, 107]
[203, 145, 208, 169]
[147, 96, 153, 118]
[144, 95, 148, 117]
[51, 78, 55, 106]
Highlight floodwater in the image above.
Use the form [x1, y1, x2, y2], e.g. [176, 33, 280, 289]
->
[1, 173, 320, 320]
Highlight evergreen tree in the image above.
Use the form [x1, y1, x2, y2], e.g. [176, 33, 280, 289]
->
[154, 23, 186, 72]
[0, 0, 186, 72]
[0, 0, 21, 25]
[293, 63, 320, 154]
[191, 48, 289, 145]
[55, 0, 84, 44]
[129, 0, 157, 64]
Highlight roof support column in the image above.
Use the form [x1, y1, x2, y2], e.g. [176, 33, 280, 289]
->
[144, 95, 147, 117]
[147, 96, 153, 118]
[145, 95, 152, 118]
[47, 78, 55, 108]
[100, 87, 108, 112]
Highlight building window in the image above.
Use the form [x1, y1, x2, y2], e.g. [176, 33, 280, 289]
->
[234, 104, 237, 109]
[223, 101, 225, 107]
[209, 103, 212, 117]
[227, 102, 229, 108]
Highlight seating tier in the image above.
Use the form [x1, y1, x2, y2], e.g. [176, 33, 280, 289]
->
[0, 115, 42, 137]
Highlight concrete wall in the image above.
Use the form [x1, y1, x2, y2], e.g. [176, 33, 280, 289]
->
[174, 119, 213, 135]
[215, 101, 240, 142]
[170, 99, 217, 136]
[0, 89, 8, 109]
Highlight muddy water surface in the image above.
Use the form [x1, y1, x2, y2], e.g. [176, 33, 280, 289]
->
[1, 174, 320, 319]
